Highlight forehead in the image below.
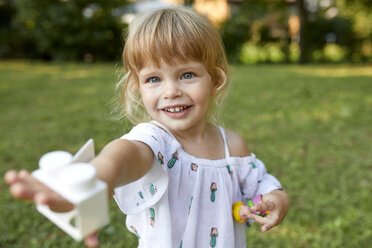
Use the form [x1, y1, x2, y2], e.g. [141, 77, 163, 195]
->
[135, 42, 202, 71]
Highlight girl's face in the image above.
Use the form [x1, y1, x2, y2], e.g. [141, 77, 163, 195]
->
[138, 59, 215, 133]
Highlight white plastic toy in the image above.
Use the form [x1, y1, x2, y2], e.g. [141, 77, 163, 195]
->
[32, 139, 110, 241]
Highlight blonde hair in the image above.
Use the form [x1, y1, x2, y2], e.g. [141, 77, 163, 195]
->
[117, 6, 230, 124]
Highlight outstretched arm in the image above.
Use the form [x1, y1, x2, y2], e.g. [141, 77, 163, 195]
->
[90, 138, 154, 195]
[4, 138, 154, 247]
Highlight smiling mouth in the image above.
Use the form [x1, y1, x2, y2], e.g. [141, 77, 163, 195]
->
[163, 106, 190, 113]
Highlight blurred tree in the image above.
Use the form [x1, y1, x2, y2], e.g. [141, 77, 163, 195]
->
[10, 0, 128, 61]
[0, 0, 17, 58]
[298, 0, 308, 63]
[299, 0, 356, 63]
[219, 0, 289, 63]
[337, 0, 372, 62]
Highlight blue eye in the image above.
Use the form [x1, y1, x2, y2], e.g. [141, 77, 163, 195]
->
[148, 77, 161, 83]
[181, 72, 194, 80]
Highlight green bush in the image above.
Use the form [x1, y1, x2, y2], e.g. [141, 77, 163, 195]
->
[240, 43, 286, 64]
[8, 0, 127, 61]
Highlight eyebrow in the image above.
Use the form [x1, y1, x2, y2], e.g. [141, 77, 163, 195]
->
[138, 68, 159, 79]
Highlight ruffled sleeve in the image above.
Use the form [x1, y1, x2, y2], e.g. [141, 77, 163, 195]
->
[237, 153, 282, 203]
[113, 123, 170, 215]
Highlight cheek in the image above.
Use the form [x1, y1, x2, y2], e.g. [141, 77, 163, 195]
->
[140, 88, 160, 114]
[195, 90, 212, 109]
[139, 89, 152, 109]
[198, 84, 213, 99]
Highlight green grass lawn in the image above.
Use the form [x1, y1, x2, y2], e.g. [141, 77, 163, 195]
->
[1, 61, 371, 247]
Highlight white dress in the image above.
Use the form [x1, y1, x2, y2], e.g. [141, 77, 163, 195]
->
[113, 122, 282, 248]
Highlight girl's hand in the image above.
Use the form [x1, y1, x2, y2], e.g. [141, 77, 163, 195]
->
[4, 170, 100, 248]
[4, 169, 74, 211]
[246, 190, 290, 232]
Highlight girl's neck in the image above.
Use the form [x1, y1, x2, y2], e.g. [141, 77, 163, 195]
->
[171, 122, 226, 160]
[170, 121, 211, 143]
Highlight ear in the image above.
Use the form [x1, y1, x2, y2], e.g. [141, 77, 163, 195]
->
[211, 67, 227, 96]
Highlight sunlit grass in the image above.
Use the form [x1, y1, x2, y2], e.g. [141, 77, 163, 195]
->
[288, 65, 372, 77]
[1, 62, 371, 247]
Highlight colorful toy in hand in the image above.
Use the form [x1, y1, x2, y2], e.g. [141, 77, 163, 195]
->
[232, 195, 269, 223]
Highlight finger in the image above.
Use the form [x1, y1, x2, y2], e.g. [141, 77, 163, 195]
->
[4, 170, 17, 184]
[34, 192, 74, 212]
[10, 182, 35, 200]
[245, 213, 268, 225]
[251, 200, 275, 212]
[262, 218, 277, 232]
[262, 212, 280, 232]
[7, 171, 42, 200]
[19, 169, 31, 178]
[84, 231, 99, 248]
[4, 170, 29, 185]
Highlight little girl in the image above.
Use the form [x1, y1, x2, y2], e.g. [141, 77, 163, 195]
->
[5, 6, 289, 248]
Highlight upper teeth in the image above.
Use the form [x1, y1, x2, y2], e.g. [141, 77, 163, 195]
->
[166, 106, 186, 113]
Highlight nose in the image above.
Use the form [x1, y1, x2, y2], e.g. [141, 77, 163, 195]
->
[162, 79, 182, 99]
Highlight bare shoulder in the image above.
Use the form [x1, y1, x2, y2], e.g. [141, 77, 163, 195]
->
[224, 129, 251, 157]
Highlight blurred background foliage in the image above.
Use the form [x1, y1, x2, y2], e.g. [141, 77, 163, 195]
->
[221, 0, 372, 64]
[0, 0, 371, 64]
[0, 0, 126, 61]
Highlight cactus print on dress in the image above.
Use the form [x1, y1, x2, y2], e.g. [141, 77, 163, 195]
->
[210, 182, 217, 202]
[167, 152, 178, 169]
[210, 228, 218, 247]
